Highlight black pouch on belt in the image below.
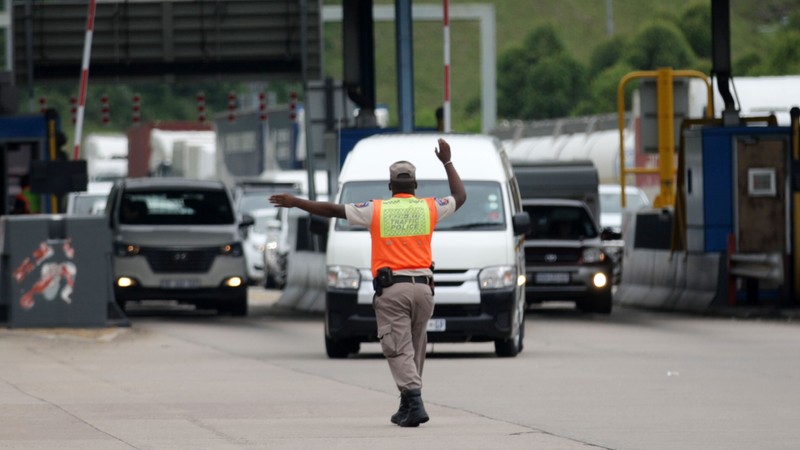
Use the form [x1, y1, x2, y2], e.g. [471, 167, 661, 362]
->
[372, 267, 394, 295]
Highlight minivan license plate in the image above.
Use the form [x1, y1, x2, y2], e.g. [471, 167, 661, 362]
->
[534, 273, 570, 284]
[160, 279, 200, 288]
[427, 318, 446, 332]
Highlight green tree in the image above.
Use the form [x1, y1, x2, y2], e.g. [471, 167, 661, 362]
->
[497, 47, 530, 119]
[734, 51, 764, 75]
[678, 3, 712, 59]
[589, 35, 628, 75]
[623, 21, 696, 70]
[498, 24, 586, 120]
[764, 31, 800, 74]
[573, 63, 636, 116]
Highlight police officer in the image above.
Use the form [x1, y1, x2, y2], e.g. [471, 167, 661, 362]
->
[269, 137, 466, 427]
[11, 174, 40, 214]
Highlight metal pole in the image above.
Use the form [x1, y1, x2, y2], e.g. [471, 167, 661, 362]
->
[24, 0, 34, 112]
[442, 0, 451, 132]
[654, 67, 675, 208]
[300, 0, 317, 206]
[73, 0, 97, 160]
[395, 0, 414, 133]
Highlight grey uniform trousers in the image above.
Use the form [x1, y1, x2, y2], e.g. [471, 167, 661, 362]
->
[374, 280, 434, 391]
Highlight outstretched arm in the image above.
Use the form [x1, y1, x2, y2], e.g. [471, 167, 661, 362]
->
[434, 138, 467, 210]
[269, 194, 347, 219]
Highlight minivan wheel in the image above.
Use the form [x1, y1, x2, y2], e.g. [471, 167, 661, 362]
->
[224, 294, 248, 316]
[593, 291, 613, 314]
[494, 318, 524, 358]
[325, 337, 360, 359]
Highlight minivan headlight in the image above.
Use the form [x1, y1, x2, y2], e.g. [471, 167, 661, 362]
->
[478, 266, 515, 290]
[115, 243, 140, 257]
[582, 248, 605, 264]
[220, 242, 244, 257]
[328, 265, 360, 290]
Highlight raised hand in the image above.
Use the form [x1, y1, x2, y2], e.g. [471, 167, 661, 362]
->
[435, 138, 451, 164]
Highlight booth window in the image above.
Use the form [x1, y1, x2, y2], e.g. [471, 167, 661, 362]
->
[747, 168, 776, 197]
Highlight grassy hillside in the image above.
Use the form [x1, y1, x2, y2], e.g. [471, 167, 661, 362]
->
[323, 0, 779, 131]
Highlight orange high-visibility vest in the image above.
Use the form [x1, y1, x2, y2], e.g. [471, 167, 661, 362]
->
[370, 194, 438, 277]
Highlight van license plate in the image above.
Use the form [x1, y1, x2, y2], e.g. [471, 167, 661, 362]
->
[534, 273, 570, 284]
[160, 279, 200, 289]
[427, 319, 446, 332]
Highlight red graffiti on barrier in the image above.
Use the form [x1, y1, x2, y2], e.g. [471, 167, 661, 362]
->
[13, 239, 77, 310]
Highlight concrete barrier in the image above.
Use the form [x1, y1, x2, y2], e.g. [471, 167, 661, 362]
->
[616, 248, 726, 312]
[1, 215, 127, 327]
[276, 251, 326, 313]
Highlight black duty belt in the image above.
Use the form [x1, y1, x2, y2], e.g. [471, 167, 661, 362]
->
[393, 275, 431, 284]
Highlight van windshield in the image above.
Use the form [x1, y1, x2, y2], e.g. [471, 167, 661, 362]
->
[120, 189, 234, 225]
[335, 180, 505, 232]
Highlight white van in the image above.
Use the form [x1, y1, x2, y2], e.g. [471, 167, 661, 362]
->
[320, 133, 530, 358]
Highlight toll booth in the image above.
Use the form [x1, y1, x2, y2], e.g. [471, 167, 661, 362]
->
[0, 109, 83, 214]
[684, 125, 793, 305]
[617, 122, 797, 310]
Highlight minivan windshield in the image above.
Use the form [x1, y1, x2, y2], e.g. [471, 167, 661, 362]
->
[600, 191, 649, 214]
[523, 204, 598, 240]
[120, 189, 234, 225]
[335, 180, 505, 231]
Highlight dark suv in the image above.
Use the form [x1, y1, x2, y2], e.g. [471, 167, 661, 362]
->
[522, 198, 614, 314]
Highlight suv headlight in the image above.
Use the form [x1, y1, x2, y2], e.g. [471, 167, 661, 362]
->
[220, 242, 244, 257]
[115, 243, 140, 257]
[478, 265, 515, 290]
[581, 247, 606, 264]
[328, 265, 360, 290]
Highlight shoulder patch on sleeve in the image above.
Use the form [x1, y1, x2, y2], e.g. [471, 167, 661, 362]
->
[435, 197, 450, 206]
[353, 201, 370, 208]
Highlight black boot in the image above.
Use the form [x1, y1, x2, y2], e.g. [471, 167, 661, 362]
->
[390, 391, 410, 425]
[399, 389, 429, 427]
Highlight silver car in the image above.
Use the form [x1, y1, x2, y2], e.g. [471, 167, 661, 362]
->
[108, 178, 253, 315]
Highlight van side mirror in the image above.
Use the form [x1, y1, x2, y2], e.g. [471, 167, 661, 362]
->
[512, 212, 531, 236]
[266, 218, 281, 232]
[309, 215, 330, 236]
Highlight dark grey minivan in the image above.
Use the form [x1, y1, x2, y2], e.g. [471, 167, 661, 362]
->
[107, 178, 252, 315]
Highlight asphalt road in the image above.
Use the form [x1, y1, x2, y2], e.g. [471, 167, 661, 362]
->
[1, 288, 799, 449]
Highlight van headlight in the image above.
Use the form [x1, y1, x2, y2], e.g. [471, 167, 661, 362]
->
[328, 265, 360, 290]
[581, 248, 606, 263]
[478, 266, 515, 290]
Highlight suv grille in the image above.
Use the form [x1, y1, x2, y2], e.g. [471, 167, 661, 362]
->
[142, 247, 218, 273]
[525, 247, 581, 264]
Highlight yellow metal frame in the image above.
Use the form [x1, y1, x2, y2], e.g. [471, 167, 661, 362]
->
[617, 68, 714, 208]
[47, 115, 59, 213]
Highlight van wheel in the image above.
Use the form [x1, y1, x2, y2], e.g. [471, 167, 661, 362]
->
[325, 337, 360, 359]
[264, 273, 277, 289]
[494, 318, 524, 358]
